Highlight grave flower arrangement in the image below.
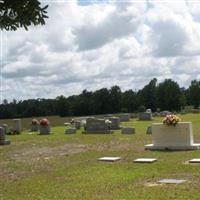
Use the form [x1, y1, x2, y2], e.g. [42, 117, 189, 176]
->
[162, 115, 181, 126]
[31, 119, 39, 125]
[40, 118, 50, 126]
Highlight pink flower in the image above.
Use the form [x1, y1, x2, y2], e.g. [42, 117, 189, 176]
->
[40, 118, 50, 126]
[32, 119, 39, 125]
[163, 115, 181, 126]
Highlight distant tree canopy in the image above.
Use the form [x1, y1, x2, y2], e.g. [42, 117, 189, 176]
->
[0, 0, 48, 31]
[0, 78, 200, 119]
[188, 80, 200, 109]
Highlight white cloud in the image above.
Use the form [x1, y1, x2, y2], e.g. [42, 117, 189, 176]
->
[1, 0, 200, 101]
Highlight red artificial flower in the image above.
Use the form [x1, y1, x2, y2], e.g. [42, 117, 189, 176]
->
[40, 118, 50, 126]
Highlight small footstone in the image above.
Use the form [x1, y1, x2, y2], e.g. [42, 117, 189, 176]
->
[189, 159, 200, 163]
[134, 158, 157, 163]
[98, 157, 121, 162]
[65, 128, 76, 134]
[158, 179, 186, 184]
[121, 127, 135, 134]
[0, 140, 11, 145]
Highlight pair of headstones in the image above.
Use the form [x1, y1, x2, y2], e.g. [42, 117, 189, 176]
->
[30, 119, 51, 135]
[31, 124, 51, 135]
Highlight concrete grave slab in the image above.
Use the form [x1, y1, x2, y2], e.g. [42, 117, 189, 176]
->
[189, 158, 200, 163]
[134, 158, 157, 163]
[121, 127, 135, 134]
[98, 157, 121, 162]
[65, 128, 76, 134]
[158, 179, 186, 184]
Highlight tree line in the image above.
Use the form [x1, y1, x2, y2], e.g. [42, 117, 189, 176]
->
[0, 78, 200, 119]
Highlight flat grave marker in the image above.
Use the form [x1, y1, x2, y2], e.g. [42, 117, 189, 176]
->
[121, 127, 135, 134]
[157, 179, 186, 184]
[133, 158, 157, 163]
[189, 158, 200, 163]
[65, 128, 76, 134]
[98, 157, 121, 162]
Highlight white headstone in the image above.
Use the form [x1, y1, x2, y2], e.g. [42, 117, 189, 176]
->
[145, 122, 200, 150]
[13, 119, 22, 134]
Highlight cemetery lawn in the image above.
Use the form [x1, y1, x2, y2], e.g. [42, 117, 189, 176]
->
[1, 114, 200, 200]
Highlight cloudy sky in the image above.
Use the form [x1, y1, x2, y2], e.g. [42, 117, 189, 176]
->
[1, 0, 200, 102]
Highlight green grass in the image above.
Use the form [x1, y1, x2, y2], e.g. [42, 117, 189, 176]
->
[1, 114, 200, 200]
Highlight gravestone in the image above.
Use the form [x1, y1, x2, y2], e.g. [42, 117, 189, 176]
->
[0, 127, 10, 145]
[65, 128, 76, 134]
[39, 125, 51, 135]
[153, 112, 160, 117]
[145, 122, 200, 150]
[160, 111, 171, 117]
[139, 112, 152, 121]
[108, 117, 121, 129]
[192, 109, 200, 113]
[74, 121, 81, 130]
[146, 126, 152, 134]
[13, 119, 21, 134]
[121, 127, 135, 134]
[83, 118, 111, 134]
[146, 109, 152, 113]
[2, 124, 8, 134]
[119, 114, 130, 122]
[31, 124, 39, 132]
